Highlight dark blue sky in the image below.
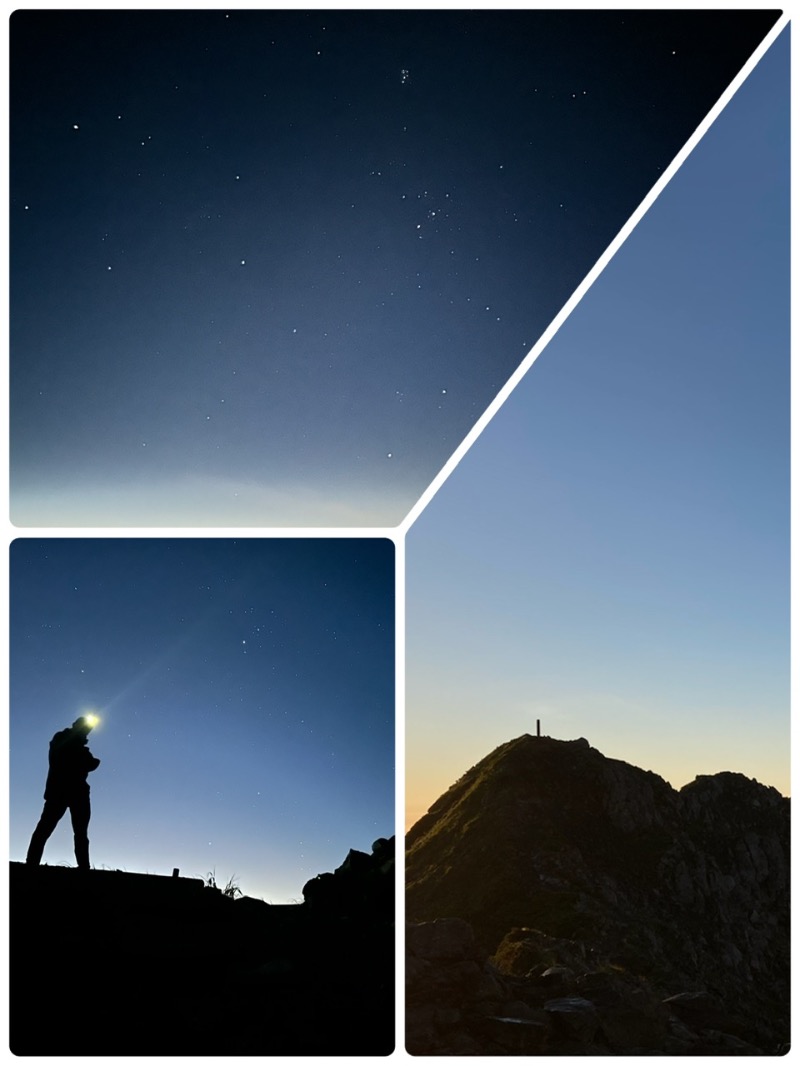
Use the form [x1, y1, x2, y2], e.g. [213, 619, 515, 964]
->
[10, 9, 779, 525]
[10, 538, 394, 901]
[407, 28, 789, 825]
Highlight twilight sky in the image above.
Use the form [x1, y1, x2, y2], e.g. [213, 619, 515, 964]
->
[406, 29, 789, 828]
[10, 9, 779, 526]
[10, 538, 394, 902]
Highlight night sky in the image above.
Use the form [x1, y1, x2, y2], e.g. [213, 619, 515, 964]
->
[10, 538, 394, 902]
[407, 28, 789, 827]
[10, 9, 779, 526]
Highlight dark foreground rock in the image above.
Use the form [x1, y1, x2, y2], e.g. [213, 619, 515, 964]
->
[407, 917, 778, 1055]
[406, 736, 789, 1054]
[11, 837, 394, 1056]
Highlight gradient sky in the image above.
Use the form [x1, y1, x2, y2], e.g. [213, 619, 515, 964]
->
[10, 9, 778, 526]
[10, 538, 394, 902]
[406, 29, 789, 828]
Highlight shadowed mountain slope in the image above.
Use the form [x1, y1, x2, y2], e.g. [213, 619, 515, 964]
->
[406, 736, 788, 1054]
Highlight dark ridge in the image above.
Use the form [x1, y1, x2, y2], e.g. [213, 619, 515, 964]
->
[11, 836, 394, 1056]
[406, 736, 788, 1054]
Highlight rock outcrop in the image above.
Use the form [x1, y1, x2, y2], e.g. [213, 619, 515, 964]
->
[406, 736, 788, 1054]
[303, 834, 394, 920]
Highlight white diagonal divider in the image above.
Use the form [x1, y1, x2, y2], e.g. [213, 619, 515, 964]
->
[399, 12, 790, 537]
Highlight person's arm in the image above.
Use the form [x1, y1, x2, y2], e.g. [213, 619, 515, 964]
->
[82, 748, 101, 773]
[48, 730, 71, 765]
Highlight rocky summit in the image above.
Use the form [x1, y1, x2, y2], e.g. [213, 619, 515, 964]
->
[406, 735, 788, 1055]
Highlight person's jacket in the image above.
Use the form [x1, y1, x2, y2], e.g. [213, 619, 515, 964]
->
[44, 728, 100, 799]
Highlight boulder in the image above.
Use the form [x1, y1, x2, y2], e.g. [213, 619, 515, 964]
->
[406, 917, 478, 962]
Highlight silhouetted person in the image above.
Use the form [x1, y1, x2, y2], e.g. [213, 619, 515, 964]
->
[26, 716, 101, 870]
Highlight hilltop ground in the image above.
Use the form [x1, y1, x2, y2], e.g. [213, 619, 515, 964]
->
[11, 837, 394, 1056]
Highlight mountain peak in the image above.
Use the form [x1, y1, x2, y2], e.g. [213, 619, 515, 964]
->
[407, 735, 788, 1053]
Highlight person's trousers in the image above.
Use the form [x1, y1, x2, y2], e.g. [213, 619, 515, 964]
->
[26, 791, 91, 869]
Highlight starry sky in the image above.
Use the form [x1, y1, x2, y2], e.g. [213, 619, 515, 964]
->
[10, 9, 780, 526]
[406, 28, 789, 828]
[10, 538, 394, 902]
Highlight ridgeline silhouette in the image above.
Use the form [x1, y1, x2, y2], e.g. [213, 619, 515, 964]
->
[406, 734, 788, 1054]
[11, 836, 394, 1055]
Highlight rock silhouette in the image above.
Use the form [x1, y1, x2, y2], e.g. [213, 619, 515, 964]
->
[303, 835, 394, 919]
[406, 735, 788, 1054]
[11, 835, 394, 1055]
